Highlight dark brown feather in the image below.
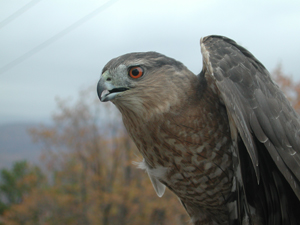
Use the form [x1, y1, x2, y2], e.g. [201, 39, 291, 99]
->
[201, 35, 300, 224]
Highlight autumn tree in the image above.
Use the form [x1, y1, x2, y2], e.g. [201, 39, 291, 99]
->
[0, 161, 44, 213]
[272, 63, 300, 113]
[0, 161, 45, 225]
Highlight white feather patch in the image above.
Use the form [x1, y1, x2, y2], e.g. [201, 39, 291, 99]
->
[134, 159, 167, 197]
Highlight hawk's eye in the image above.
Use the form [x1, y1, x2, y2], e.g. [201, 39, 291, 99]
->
[128, 66, 144, 79]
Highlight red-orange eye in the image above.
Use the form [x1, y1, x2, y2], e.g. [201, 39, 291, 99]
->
[128, 66, 144, 79]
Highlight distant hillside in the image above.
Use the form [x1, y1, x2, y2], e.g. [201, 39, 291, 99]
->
[0, 122, 43, 169]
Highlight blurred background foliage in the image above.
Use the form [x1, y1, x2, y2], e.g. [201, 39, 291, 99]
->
[0, 65, 299, 225]
[0, 87, 188, 225]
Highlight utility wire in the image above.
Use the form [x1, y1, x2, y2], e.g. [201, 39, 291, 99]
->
[0, 0, 42, 29]
[0, 0, 119, 75]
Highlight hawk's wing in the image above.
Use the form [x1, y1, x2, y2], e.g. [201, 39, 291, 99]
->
[200, 35, 300, 223]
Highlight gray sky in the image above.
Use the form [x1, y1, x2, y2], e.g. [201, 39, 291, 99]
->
[1, 0, 300, 124]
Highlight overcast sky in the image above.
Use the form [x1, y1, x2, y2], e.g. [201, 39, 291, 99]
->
[1, 0, 300, 124]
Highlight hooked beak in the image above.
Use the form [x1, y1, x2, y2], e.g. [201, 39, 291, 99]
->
[97, 73, 129, 102]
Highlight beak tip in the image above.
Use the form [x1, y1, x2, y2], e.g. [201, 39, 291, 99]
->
[97, 80, 112, 102]
[97, 80, 104, 101]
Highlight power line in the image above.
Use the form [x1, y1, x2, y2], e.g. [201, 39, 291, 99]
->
[0, 0, 119, 75]
[0, 0, 42, 29]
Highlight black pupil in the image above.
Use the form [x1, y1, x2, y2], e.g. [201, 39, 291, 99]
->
[132, 68, 139, 76]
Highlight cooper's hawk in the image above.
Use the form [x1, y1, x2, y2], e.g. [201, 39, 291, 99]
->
[97, 35, 300, 224]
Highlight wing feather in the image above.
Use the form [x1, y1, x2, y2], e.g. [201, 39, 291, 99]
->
[200, 35, 300, 200]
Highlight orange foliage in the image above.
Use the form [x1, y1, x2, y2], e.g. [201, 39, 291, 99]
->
[272, 64, 300, 113]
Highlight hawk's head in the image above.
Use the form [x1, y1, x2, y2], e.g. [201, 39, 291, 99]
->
[97, 52, 199, 117]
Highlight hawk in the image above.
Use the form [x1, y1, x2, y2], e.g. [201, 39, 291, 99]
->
[97, 35, 300, 224]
